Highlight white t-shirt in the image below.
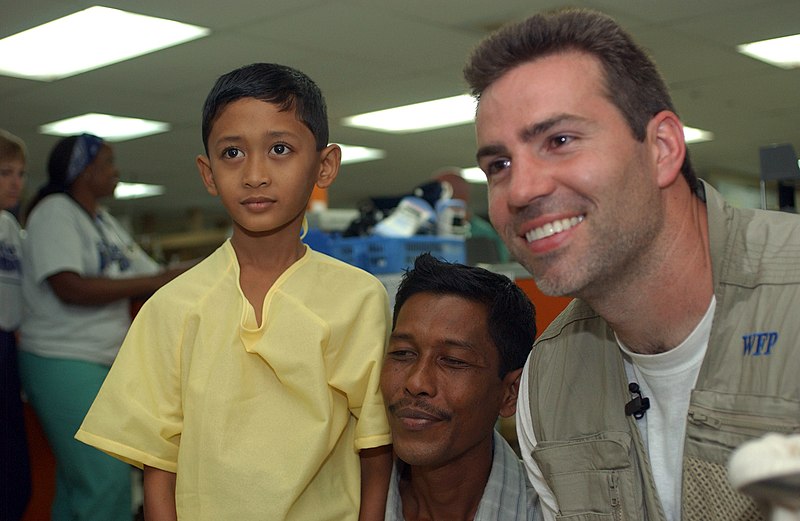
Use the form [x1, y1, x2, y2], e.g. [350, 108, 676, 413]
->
[0, 210, 23, 331]
[20, 194, 159, 365]
[517, 298, 715, 521]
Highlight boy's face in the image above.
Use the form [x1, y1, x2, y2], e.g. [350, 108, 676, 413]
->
[197, 98, 339, 239]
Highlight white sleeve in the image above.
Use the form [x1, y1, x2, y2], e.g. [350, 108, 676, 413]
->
[0, 212, 22, 330]
[516, 354, 559, 521]
[26, 198, 86, 283]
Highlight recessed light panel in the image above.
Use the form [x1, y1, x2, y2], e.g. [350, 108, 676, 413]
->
[0, 6, 210, 81]
[683, 126, 714, 144]
[40, 113, 170, 142]
[460, 167, 487, 184]
[338, 144, 386, 165]
[737, 34, 800, 69]
[342, 95, 476, 133]
[115, 182, 165, 200]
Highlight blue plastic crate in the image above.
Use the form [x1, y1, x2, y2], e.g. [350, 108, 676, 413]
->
[328, 235, 466, 274]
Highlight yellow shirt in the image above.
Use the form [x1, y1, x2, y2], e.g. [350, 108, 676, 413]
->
[77, 241, 392, 520]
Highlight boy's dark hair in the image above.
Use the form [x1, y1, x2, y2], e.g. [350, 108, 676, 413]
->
[201, 63, 330, 153]
[464, 8, 699, 195]
[393, 253, 536, 378]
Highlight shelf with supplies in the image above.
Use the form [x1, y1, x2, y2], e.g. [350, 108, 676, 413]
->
[139, 227, 230, 263]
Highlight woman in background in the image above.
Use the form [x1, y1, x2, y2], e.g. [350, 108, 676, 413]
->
[0, 129, 31, 520]
[19, 133, 184, 521]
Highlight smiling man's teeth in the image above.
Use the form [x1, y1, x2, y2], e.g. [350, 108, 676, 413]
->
[525, 215, 584, 242]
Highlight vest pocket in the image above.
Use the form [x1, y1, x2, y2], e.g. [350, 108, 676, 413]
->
[683, 390, 800, 521]
[533, 431, 639, 520]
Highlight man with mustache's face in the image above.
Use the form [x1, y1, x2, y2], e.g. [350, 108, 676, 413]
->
[380, 254, 539, 521]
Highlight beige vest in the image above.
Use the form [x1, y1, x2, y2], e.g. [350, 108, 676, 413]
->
[526, 184, 800, 520]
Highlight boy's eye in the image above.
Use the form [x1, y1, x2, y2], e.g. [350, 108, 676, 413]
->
[222, 147, 243, 159]
[271, 144, 290, 155]
[272, 143, 289, 156]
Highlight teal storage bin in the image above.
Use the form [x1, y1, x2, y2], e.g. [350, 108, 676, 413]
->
[328, 235, 465, 274]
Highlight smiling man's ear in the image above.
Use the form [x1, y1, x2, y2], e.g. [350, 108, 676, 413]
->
[499, 367, 523, 418]
[649, 110, 686, 190]
[196, 154, 218, 196]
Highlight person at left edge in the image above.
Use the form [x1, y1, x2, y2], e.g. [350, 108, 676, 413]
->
[18, 133, 186, 521]
[0, 129, 31, 521]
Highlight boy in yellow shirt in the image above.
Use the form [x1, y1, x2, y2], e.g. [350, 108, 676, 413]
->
[77, 63, 393, 520]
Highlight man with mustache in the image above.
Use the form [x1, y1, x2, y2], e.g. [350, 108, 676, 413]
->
[380, 253, 540, 520]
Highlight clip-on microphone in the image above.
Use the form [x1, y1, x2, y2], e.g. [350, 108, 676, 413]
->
[624, 382, 650, 419]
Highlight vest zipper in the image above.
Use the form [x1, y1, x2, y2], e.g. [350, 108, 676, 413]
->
[687, 405, 799, 436]
[609, 472, 623, 521]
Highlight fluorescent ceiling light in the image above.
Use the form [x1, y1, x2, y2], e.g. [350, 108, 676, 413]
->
[338, 144, 386, 165]
[684, 126, 714, 144]
[40, 113, 170, 142]
[460, 167, 487, 184]
[342, 94, 476, 133]
[0, 6, 210, 81]
[115, 182, 165, 200]
[737, 34, 800, 69]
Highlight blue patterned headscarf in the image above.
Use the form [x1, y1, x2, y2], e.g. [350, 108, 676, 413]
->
[65, 133, 104, 185]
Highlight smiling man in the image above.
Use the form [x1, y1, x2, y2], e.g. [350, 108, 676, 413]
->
[465, 7, 800, 521]
[381, 254, 539, 521]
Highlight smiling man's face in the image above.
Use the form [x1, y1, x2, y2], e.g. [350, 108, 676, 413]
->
[475, 51, 664, 299]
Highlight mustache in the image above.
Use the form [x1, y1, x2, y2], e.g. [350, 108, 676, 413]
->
[387, 398, 452, 421]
